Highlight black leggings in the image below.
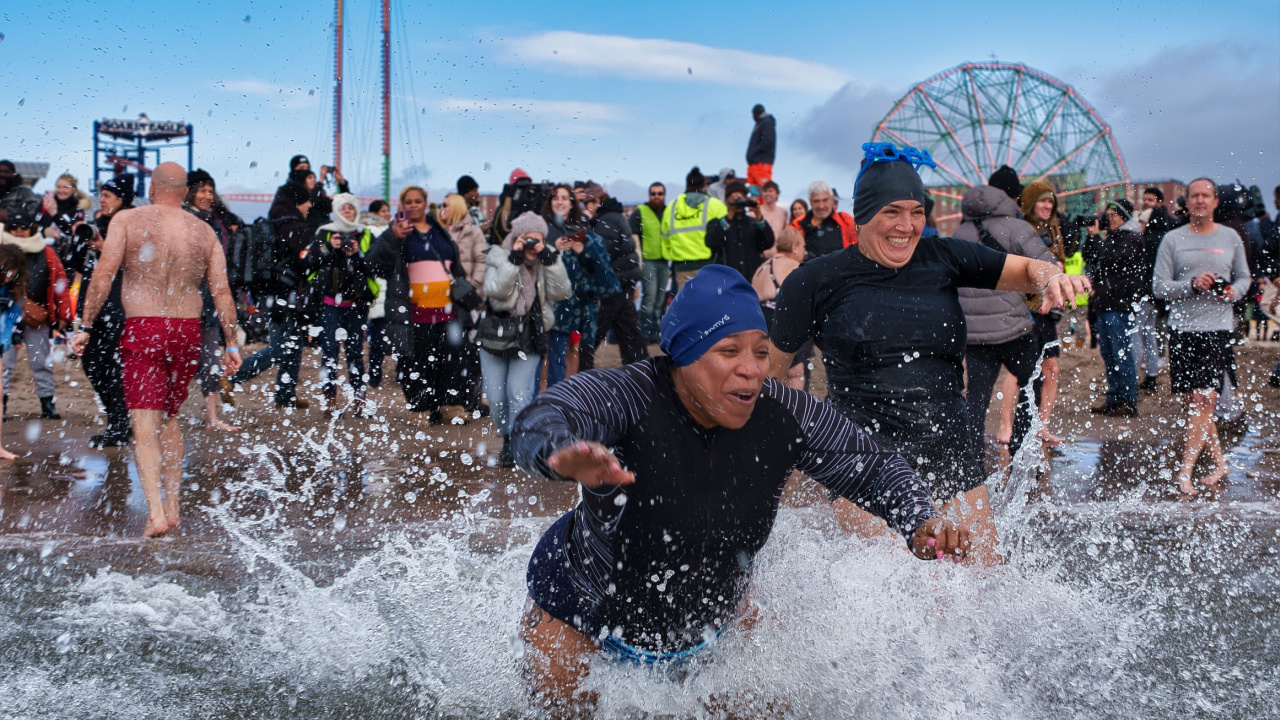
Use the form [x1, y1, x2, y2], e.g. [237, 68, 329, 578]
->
[398, 321, 465, 414]
[83, 301, 129, 434]
[964, 332, 1042, 463]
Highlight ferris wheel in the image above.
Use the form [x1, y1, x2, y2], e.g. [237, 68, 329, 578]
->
[872, 62, 1129, 208]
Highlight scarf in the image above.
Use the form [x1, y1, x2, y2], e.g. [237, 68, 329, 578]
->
[502, 234, 539, 317]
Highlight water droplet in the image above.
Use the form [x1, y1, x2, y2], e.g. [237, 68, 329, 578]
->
[55, 633, 71, 654]
[334, 328, 348, 341]
[24, 422, 40, 442]
[333, 514, 347, 532]
[249, 161, 258, 169]
[405, 491, 418, 503]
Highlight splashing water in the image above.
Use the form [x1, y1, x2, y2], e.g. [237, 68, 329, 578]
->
[0, 376, 1276, 718]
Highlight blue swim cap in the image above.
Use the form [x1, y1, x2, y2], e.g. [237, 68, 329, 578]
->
[659, 265, 768, 367]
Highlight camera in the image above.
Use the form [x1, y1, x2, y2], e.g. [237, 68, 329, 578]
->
[1076, 213, 1106, 226]
[731, 197, 758, 209]
[341, 236, 355, 253]
[1210, 277, 1230, 295]
[74, 224, 97, 244]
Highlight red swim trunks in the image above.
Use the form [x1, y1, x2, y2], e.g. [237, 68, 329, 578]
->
[120, 317, 202, 416]
[746, 163, 773, 187]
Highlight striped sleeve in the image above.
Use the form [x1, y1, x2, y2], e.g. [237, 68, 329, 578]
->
[511, 360, 658, 481]
[766, 380, 938, 540]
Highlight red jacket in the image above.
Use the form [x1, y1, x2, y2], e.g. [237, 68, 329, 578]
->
[40, 247, 74, 325]
[790, 211, 858, 248]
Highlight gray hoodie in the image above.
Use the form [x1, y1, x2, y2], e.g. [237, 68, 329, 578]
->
[954, 185, 1056, 345]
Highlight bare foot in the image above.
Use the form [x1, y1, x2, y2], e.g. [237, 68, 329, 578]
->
[1201, 464, 1229, 487]
[1177, 474, 1198, 497]
[143, 516, 172, 537]
[1038, 429, 1063, 447]
[204, 419, 240, 433]
[0, 447, 16, 461]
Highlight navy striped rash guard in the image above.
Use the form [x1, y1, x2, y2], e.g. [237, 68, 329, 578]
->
[513, 356, 937, 654]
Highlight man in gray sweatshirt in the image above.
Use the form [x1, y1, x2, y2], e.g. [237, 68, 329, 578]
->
[1152, 178, 1250, 496]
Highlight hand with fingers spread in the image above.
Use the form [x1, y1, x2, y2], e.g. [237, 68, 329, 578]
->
[910, 517, 971, 563]
[548, 441, 635, 491]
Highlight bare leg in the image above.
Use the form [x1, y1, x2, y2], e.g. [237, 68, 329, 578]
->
[520, 601, 598, 719]
[160, 415, 184, 527]
[938, 485, 1002, 567]
[0, 412, 15, 460]
[203, 393, 239, 432]
[130, 409, 171, 537]
[1037, 358, 1062, 446]
[831, 497, 902, 545]
[1178, 389, 1228, 494]
[995, 374, 1016, 444]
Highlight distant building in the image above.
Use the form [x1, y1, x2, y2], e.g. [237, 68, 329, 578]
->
[12, 162, 49, 188]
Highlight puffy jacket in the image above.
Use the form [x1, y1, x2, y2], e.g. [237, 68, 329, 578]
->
[746, 113, 776, 166]
[0, 230, 73, 326]
[591, 197, 640, 287]
[305, 229, 378, 311]
[448, 215, 489, 296]
[266, 196, 313, 293]
[1083, 218, 1150, 313]
[483, 236, 572, 333]
[954, 185, 1055, 345]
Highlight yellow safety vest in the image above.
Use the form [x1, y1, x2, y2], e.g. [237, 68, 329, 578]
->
[661, 193, 727, 263]
[1063, 251, 1088, 306]
[636, 204, 667, 261]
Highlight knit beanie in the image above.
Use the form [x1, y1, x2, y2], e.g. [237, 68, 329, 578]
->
[660, 265, 768, 367]
[289, 155, 310, 171]
[508, 211, 548, 239]
[853, 160, 928, 225]
[457, 175, 479, 195]
[1106, 198, 1134, 222]
[101, 174, 136, 208]
[988, 165, 1023, 201]
[186, 168, 215, 189]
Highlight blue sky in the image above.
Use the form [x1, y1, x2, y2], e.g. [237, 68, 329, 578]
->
[3, 0, 1278, 210]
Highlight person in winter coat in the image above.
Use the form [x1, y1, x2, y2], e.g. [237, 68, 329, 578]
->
[541, 185, 621, 386]
[705, 181, 775, 282]
[628, 182, 669, 342]
[38, 173, 93, 277]
[367, 185, 474, 423]
[437, 193, 488, 414]
[583, 182, 647, 365]
[792, 181, 857, 258]
[745, 104, 776, 189]
[1083, 199, 1149, 416]
[228, 183, 314, 408]
[79, 175, 136, 446]
[0, 209, 74, 420]
[0, 244, 27, 459]
[480, 212, 571, 467]
[954, 184, 1057, 461]
[307, 193, 377, 409]
[993, 181, 1069, 447]
[185, 168, 240, 431]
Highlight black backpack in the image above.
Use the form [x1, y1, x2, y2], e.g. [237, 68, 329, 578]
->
[227, 217, 280, 292]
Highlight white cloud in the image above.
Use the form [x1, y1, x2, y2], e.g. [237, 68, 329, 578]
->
[505, 31, 850, 94]
[215, 79, 320, 110]
[437, 98, 626, 123]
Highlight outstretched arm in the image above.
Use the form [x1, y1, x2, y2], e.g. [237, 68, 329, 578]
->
[511, 364, 654, 489]
[996, 255, 1092, 313]
[774, 382, 969, 561]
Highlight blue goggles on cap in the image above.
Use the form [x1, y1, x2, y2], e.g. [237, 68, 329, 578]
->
[854, 142, 937, 187]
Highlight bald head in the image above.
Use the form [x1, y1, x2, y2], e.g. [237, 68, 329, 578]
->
[151, 162, 188, 205]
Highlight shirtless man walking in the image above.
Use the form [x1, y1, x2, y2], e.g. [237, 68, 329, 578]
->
[71, 163, 241, 536]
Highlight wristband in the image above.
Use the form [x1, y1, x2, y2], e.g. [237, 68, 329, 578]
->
[226, 346, 240, 354]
